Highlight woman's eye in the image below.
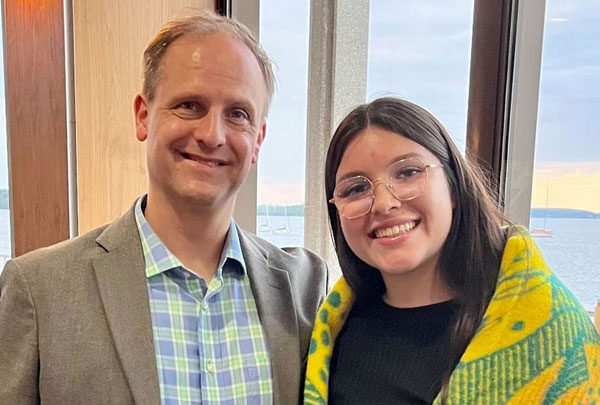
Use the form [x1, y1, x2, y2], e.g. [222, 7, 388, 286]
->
[339, 183, 370, 199]
[395, 167, 423, 180]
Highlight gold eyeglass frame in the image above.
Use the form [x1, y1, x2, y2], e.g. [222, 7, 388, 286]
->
[329, 157, 444, 220]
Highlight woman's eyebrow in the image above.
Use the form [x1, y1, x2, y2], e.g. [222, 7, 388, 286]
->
[335, 152, 426, 182]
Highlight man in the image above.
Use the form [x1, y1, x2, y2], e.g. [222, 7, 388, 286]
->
[0, 10, 327, 404]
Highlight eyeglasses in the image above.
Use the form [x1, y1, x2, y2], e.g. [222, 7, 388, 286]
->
[329, 157, 443, 219]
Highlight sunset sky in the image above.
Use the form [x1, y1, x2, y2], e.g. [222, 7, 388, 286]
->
[256, 0, 599, 214]
[531, 162, 600, 213]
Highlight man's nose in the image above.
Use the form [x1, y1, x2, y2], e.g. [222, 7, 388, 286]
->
[193, 110, 225, 148]
[370, 181, 401, 215]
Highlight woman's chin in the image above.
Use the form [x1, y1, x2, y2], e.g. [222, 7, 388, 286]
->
[370, 259, 420, 277]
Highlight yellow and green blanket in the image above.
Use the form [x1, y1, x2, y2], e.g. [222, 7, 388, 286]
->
[304, 227, 600, 404]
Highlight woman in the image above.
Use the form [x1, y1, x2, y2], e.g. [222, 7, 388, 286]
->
[303, 98, 599, 404]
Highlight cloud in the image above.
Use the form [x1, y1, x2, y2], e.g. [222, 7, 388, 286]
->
[534, 161, 600, 177]
[532, 162, 600, 212]
[258, 182, 305, 205]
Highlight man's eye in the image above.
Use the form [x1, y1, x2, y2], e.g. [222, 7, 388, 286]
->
[229, 109, 249, 121]
[176, 101, 198, 111]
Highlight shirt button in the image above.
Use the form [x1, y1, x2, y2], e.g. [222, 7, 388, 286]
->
[206, 362, 216, 373]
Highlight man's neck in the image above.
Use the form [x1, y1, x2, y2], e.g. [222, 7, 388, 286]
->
[144, 192, 234, 281]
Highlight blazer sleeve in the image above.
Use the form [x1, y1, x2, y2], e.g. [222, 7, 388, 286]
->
[0, 260, 40, 404]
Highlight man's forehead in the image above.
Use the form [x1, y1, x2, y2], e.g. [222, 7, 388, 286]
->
[165, 33, 252, 67]
[159, 34, 262, 85]
[154, 32, 268, 117]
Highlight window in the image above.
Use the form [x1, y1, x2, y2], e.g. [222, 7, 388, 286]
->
[529, 0, 600, 312]
[367, 0, 474, 150]
[257, 0, 310, 247]
[0, 4, 11, 270]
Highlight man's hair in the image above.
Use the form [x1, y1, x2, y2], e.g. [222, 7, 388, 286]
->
[142, 9, 275, 115]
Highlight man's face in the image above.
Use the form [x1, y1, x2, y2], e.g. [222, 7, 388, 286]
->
[134, 33, 267, 212]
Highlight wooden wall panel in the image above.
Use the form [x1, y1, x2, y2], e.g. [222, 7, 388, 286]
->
[4, 0, 69, 256]
[73, 0, 213, 233]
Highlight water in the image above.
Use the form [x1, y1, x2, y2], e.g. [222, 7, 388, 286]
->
[529, 217, 600, 312]
[259, 215, 600, 313]
[0, 209, 10, 269]
[1, 212, 597, 312]
[256, 215, 304, 247]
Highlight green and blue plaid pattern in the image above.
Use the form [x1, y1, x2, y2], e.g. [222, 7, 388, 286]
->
[135, 197, 273, 405]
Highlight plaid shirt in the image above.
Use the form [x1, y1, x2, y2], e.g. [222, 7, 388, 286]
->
[134, 197, 273, 404]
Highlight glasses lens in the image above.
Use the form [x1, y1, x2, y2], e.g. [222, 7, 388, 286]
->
[334, 177, 373, 218]
[387, 158, 428, 200]
[335, 177, 371, 200]
[340, 197, 373, 219]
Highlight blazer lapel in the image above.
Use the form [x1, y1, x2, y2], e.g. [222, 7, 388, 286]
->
[92, 208, 161, 405]
[239, 229, 301, 405]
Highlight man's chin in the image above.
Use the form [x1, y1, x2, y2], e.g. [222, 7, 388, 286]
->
[181, 192, 225, 208]
[149, 181, 238, 213]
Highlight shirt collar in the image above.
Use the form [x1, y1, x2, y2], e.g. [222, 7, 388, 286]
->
[134, 195, 246, 279]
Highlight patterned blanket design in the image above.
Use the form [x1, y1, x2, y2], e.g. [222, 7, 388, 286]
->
[304, 227, 600, 404]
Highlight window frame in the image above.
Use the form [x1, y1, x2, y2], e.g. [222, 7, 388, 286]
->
[502, 0, 547, 227]
[232, 0, 547, 262]
[3, 0, 549, 261]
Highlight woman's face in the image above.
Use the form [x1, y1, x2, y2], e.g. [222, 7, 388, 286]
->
[335, 126, 453, 282]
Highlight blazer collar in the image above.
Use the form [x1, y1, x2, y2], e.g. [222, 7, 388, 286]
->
[238, 227, 301, 405]
[93, 205, 161, 405]
[91, 208, 300, 405]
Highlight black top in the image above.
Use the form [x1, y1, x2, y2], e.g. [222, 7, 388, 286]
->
[328, 296, 458, 405]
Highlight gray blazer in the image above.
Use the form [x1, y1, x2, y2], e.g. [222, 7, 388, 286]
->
[0, 206, 328, 404]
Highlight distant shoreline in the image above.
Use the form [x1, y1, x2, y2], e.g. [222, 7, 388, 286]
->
[530, 208, 600, 219]
[1, 194, 597, 219]
[0, 190, 7, 210]
[256, 205, 599, 219]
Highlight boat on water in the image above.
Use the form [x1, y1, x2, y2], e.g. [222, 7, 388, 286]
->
[273, 204, 290, 235]
[531, 187, 553, 237]
[531, 228, 553, 237]
[259, 204, 271, 232]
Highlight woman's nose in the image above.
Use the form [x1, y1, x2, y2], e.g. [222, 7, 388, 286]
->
[370, 181, 402, 215]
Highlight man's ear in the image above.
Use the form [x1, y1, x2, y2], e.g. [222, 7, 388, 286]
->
[251, 121, 267, 164]
[134, 94, 149, 142]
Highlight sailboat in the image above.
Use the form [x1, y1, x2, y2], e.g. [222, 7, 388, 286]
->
[259, 204, 271, 232]
[273, 204, 290, 235]
[531, 187, 553, 237]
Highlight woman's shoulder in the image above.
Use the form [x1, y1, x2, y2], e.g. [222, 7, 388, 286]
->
[451, 224, 599, 403]
[499, 224, 546, 273]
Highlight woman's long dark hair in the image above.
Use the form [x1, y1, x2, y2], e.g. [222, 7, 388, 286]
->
[325, 97, 508, 401]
